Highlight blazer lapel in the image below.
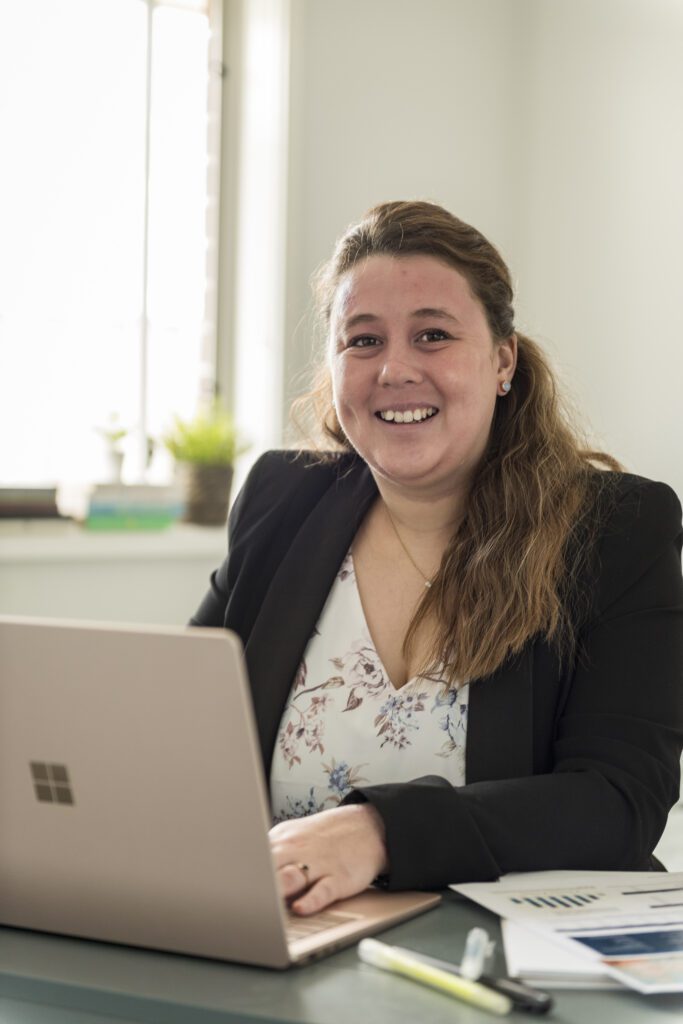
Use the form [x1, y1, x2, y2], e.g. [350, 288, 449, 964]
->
[245, 462, 378, 772]
[466, 646, 534, 782]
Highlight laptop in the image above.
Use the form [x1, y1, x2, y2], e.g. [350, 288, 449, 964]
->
[0, 615, 440, 968]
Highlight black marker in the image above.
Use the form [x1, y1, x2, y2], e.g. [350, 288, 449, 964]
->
[407, 950, 554, 1015]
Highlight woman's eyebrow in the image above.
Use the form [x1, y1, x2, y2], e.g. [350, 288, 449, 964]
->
[342, 312, 380, 330]
[343, 308, 461, 330]
[410, 307, 461, 324]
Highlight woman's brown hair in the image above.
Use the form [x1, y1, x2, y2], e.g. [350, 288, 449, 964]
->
[295, 200, 621, 684]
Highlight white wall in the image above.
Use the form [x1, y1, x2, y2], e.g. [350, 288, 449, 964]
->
[273, 0, 683, 498]
[0, 526, 227, 625]
[284, 0, 529, 404]
[513, 0, 683, 493]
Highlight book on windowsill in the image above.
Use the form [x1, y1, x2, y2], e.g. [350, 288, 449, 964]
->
[84, 483, 184, 531]
[0, 487, 62, 519]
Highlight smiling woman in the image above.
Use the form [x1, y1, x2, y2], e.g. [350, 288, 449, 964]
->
[299, 202, 627, 686]
[191, 201, 683, 918]
[329, 254, 516, 503]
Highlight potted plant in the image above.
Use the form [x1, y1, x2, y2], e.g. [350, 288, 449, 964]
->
[163, 402, 246, 526]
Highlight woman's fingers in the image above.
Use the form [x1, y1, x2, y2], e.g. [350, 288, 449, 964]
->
[269, 804, 389, 915]
[289, 875, 337, 916]
[277, 860, 311, 900]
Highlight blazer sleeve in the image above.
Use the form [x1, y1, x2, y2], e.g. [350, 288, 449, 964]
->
[344, 478, 683, 889]
[189, 452, 278, 629]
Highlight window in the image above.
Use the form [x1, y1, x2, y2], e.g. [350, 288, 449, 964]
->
[0, 0, 222, 487]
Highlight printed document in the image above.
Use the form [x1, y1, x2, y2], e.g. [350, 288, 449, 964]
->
[452, 870, 683, 994]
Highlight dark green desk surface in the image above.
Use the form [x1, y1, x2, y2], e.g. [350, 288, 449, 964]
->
[1, 892, 682, 1024]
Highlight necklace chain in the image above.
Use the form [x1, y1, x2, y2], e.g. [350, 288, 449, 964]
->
[384, 504, 433, 589]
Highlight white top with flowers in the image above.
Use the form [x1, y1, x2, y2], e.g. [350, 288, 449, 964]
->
[270, 551, 469, 823]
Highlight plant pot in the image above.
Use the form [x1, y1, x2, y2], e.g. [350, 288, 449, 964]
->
[105, 448, 125, 484]
[179, 463, 233, 526]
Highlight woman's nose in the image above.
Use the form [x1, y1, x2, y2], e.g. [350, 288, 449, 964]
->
[377, 348, 423, 386]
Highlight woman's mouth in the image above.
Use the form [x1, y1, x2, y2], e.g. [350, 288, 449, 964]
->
[376, 406, 438, 424]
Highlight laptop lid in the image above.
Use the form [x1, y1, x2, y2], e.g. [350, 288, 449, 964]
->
[0, 616, 439, 968]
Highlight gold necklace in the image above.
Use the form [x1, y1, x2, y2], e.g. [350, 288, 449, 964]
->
[384, 504, 433, 589]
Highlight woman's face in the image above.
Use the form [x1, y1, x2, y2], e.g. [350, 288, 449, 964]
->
[330, 254, 516, 500]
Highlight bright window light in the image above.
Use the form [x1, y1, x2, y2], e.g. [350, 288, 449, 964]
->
[0, 0, 217, 487]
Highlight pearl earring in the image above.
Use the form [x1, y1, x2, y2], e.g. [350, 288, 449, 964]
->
[501, 380, 512, 394]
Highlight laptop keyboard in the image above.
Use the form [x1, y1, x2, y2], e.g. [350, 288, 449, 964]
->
[285, 909, 361, 942]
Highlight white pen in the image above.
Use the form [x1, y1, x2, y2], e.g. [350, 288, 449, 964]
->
[358, 938, 512, 1016]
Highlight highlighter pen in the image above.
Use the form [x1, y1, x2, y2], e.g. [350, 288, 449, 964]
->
[358, 938, 512, 1016]
[406, 949, 554, 1015]
[460, 925, 493, 979]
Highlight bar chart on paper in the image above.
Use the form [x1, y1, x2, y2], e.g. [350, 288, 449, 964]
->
[509, 891, 606, 910]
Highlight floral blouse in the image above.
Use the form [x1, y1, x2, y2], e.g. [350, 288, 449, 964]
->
[270, 551, 469, 823]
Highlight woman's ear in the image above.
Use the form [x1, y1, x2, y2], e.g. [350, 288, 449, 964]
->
[497, 333, 518, 381]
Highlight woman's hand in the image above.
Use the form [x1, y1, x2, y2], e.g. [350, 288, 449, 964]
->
[269, 803, 389, 915]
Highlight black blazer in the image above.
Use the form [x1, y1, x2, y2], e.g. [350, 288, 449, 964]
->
[191, 451, 683, 889]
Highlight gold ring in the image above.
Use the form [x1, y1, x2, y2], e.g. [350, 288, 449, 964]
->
[297, 862, 310, 886]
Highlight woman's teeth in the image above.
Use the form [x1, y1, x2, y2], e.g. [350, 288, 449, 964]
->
[378, 407, 438, 424]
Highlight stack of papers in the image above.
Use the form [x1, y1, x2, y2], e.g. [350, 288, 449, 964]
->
[453, 870, 683, 994]
[501, 920, 621, 989]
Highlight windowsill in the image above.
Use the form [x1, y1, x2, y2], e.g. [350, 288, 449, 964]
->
[0, 520, 227, 563]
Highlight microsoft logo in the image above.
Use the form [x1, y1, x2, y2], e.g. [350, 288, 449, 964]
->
[30, 762, 75, 805]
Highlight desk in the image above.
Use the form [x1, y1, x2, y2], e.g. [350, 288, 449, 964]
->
[1, 893, 682, 1024]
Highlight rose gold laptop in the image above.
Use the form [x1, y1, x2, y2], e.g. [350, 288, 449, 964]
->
[0, 615, 439, 968]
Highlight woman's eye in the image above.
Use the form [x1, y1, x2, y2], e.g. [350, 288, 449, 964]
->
[417, 329, 449, 343]
[348, 335, 379, 349]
